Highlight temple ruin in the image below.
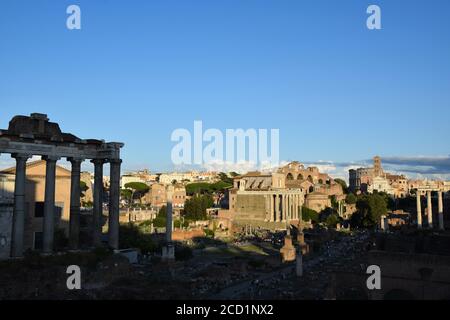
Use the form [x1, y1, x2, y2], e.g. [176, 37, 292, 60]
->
[0, 113, 123, 257]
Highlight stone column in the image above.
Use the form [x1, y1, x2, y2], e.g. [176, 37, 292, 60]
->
[270, 194, 274, 222]
[68, 158, 83, 250]
[427, 191, 433, 228]
[42, 156, 59, 254]
[438, 191, 444, 231]
[91, 159, 105, 247]
[166, 185, 174, 243]
[275, 194, 280, 222]
[416, 192, 422, 229]
[10, 153, 30, 258]
[108, 159, 122, 249]
[289, 195, 293, 220]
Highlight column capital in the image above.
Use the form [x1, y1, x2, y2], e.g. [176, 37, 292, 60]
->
[91, 158, 106, 165]
[42, 155, 61, 162]
[11, 153, 31, 161]
[67, 157, 84, 164]
[108, 158, 122, 165]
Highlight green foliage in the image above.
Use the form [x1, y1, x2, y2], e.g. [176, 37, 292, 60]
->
[334, 178, 348, 193]
[346, 193, 357, 204]
[80, 181, 89, 198]
[82, 200, 93, 208]
[218, 172, 233, 185]
[185, 181, 232, 196]
[119, 223, 156, 254]
[204, 229, 214, 238]
[123, 182, 150, 204]
[331, 195, 338, 209]
[184, 194, 214, 220]
[152, 205, 167, 228]
[325, 213, 340, 229]
[121, 188, 132, 202]
[301, 206, 319, 223]
[351, 193, 388, 228]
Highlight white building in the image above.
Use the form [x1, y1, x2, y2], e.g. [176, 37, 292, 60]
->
[368, 176, 395, 195]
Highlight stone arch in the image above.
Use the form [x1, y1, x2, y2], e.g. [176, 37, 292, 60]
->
[307, 175, 313, 183]
[384, 289, 416, 300]
[309, 186, 314, 193]
[297, 174, 304, 180]
[318, 179, 323, 184]
[286, 173, 294, 180]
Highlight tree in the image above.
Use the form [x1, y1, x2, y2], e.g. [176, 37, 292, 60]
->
[120, 188, 133, 205]
[80, 181, 89, 198]
[185, 181, 232, 196]
[351, 193, 388, 228]
[124, 182, 150, 205]
[301, 206, 319, 223]
[346, 193, 357, 205]
[152, 206, 167, 228]
[218, 172, 233, 185]
[184, 194, 214, 221]
[334, 178, 348, 194]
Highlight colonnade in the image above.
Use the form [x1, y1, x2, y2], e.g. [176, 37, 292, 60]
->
[416, 190, 445, 230]
[8, 153, 122, 257]
[266, 192, 302, 222]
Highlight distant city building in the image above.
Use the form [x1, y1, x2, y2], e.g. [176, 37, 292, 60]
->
[277, 161, 345, 211]
[158, 171, 218, 184]
[120, 169, 156, 189]
[226, 171, 304, 230]
[350, 156, 410, 198]
[142, 183, 186, 209]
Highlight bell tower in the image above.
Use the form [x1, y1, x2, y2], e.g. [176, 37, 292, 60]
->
[373, 156, 382, 177]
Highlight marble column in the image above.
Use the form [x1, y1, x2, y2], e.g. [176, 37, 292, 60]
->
[427, 191, 433, 228]
[108, 159, 121, 249]
[91, 159, 105, 247]
[42, 156, 59, 254]
[416, 192, 422, 229]
[68, 158, 83, 250]
[438, 191, 444, 230]
[10, 153, 31, 258]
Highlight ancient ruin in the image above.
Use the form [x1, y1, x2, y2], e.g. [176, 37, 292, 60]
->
[0, 113, 123, 257]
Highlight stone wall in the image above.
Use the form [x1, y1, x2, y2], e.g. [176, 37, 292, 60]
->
[234, 194, 266, 221]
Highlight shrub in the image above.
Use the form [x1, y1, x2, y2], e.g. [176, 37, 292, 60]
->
[119, 224, 156, 254]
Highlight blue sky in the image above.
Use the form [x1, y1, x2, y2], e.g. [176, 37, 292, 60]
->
[1, 0, 449, 179]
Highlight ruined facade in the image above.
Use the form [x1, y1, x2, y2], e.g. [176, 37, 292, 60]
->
[0, 113, 123, 258]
